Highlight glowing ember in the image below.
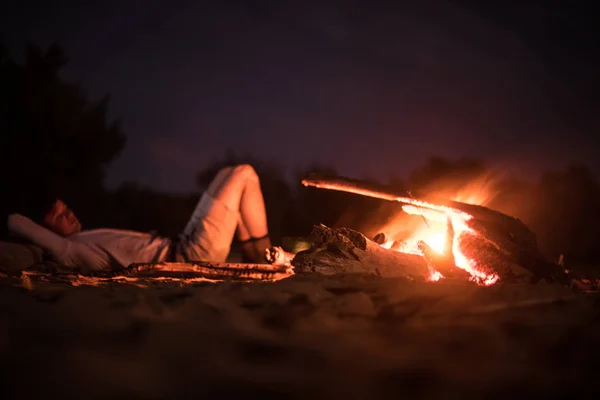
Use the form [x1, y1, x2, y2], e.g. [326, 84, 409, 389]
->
[421, 231, 446, 254]
[382, 196, 499, 286]
[427, 268, 443, 282]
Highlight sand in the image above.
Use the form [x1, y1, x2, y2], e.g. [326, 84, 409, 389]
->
[0, 273, 598, 399]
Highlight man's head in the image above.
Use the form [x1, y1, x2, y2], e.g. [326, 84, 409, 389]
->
[41, 199, 82, 236]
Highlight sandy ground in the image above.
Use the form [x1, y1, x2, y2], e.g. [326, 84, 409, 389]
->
[0, 273, 599, 399]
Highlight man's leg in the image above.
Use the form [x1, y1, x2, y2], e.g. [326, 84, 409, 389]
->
[206, 164, 273, 262]
[177, 164, 272, 263]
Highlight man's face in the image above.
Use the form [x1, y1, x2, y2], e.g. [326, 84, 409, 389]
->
[43, 199, 82, 236]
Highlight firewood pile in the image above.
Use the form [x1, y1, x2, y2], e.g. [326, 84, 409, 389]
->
[294, 175, 570, 286]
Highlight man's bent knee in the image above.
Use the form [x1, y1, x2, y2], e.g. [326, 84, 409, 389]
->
[207, 164, 259, 200]
[230, 164, 259, 184]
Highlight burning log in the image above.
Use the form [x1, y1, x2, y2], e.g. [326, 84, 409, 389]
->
[292, 219, 467, 282]
[302, 175, 569, 284]
[291, 224, 429, 278]
[417, 217, 470, 280]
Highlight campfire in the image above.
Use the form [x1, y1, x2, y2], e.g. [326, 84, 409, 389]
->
[294, 175, 569, 286]
[378, 196, 500, 286]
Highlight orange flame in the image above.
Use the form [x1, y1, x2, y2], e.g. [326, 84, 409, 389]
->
[380, 192, 499, 286]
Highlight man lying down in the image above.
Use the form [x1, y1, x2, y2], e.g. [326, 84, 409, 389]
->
[7, 165, 292, 273]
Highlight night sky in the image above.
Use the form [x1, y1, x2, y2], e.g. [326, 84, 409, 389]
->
[2, 0, 598, 193]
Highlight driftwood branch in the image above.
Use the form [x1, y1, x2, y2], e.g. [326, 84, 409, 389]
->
[10, 262, 293, 289]
[141, 262, 292, 281]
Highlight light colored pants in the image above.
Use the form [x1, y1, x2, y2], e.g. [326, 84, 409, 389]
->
[173, 192, 240, 262]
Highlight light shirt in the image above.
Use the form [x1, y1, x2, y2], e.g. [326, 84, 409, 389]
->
[7, 214, 171, 272]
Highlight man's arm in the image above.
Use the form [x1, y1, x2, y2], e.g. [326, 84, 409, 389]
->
[7, 214, 70, 259]
[6, 214, 108, 271]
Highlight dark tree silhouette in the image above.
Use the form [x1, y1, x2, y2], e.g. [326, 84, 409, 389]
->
[529, 165, 600, 263]
[0, 42, 125, 231]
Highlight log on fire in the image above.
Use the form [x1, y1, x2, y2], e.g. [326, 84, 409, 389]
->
[416, 217, 472, 280]
[301, 174, 570, 284]
[292, 222, 473, 281]
[291, 224, 430, 279]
